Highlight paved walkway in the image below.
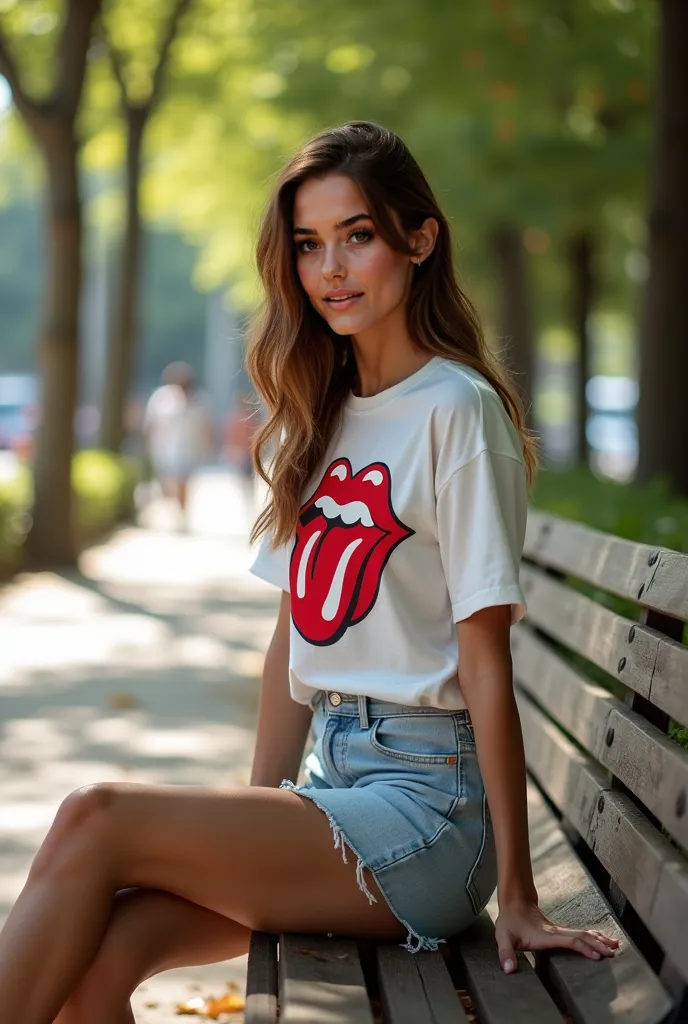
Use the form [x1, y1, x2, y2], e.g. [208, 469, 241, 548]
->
[0, 469, 279, 1022]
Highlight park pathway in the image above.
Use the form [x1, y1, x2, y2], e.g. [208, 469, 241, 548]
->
[0, 469, 279, 1022]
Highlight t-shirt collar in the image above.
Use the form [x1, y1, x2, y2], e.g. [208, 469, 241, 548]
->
[346, 355, 443, 413]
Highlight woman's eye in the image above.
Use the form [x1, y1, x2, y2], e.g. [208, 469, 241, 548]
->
[349, 229, 373, 244]
[295, 239, 319, 253]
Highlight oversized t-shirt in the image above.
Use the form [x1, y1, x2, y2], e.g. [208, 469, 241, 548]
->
[249, 356, 528, 710]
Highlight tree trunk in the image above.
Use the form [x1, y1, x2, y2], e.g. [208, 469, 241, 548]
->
[100, 104, 147, 452]
[1, 0, 101, 566]
[490, 225, 535, 424]
[636, 0, 688, 494]
[569, 232, 594, 465]
[25, 131, 82, 566]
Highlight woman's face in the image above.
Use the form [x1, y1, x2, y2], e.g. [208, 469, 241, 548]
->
[292, 173, 417, 338]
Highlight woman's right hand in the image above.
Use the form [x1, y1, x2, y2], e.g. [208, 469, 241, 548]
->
[494, 900, 621, 974]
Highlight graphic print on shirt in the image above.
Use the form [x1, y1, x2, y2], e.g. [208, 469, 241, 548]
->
[289, 458, 415, 646]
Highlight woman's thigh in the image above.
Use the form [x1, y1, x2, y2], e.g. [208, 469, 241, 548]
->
[92, 783, 404, 940]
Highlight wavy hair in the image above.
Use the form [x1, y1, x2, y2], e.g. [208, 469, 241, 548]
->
[246, 121, 538, 547]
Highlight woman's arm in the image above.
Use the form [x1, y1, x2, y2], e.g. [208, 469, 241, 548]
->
[457, 604, 620, 972]
[457, 605, 536, 905]
[250, 591, 313, 787]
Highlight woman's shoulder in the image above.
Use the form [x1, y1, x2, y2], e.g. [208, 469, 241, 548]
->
[430, 359, 523, 472]
[430, 359, 509, 432]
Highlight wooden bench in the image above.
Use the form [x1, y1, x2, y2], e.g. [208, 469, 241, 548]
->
[245, 510, 688, 1023]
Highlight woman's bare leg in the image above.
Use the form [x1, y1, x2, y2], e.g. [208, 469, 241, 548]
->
[0, 782, 403, 1024]
[55, 887, 251, 1024]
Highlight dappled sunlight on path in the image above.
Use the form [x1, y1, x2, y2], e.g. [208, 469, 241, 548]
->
[0, 471, 280, 1022]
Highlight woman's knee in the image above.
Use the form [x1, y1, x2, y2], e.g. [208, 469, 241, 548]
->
[30, 784, 118, 879]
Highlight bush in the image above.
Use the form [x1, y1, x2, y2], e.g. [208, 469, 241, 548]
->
[531, 465, 688, 553]
[72, 450, 143, 535]
[0, 467, 31, 575]
[0, 450, 144, 576]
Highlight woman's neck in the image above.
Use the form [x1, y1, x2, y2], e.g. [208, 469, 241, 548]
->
[350, 309, 431, 398]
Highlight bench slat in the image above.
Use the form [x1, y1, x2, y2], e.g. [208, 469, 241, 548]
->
[450, 912, 562, 1023]
[245, 931, 278, 1024]
[416, 950, 470, 1022]
[376, 944, 468, 1023]
[525, 777, 673, 1024]
[520, 564, 688, 726]
[525, 509, 688, 620]
[279, 934, 374, 1023]
[513, 624, 688, 849]
[518, 689, 688, 984]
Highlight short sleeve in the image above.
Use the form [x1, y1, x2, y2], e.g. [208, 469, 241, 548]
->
[249, 531, 292, 592]
[436, 450, 527, 624]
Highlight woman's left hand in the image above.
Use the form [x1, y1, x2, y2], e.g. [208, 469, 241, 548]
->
[495, 901, 621, 974]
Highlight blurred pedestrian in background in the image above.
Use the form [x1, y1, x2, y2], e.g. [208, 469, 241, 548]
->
[142, 361, 215, 529]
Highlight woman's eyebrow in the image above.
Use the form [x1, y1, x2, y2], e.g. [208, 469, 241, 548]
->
[292, 213, 372, 236]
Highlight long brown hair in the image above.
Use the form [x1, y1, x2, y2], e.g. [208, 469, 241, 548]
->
[247, 121, 538, 547]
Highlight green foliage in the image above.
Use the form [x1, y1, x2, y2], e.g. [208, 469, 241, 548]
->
[71, 449, 144, 529]
[0, 464, 31, 572]
[0, 449, 144, 576]
[532, 464, 688, 552]
[0, 0, 63, 101]
[0, 0, 656, 324]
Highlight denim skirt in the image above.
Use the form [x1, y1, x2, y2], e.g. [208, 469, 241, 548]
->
[279, 690, 497, 953]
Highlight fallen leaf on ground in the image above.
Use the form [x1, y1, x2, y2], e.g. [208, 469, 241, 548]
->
[175, 992, 244, 1018]
[107, 691, 141, 709]
[457, 988, 478, 1022]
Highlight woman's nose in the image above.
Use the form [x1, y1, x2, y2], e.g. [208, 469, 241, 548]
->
[321, 244, 346, 279]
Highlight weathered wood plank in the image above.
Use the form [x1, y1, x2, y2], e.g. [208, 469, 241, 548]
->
[525, 778, 673, 1024]
[415, 950, 470, 1022]
[512, 624, 688, 848]
[450, 912, 562, 1023]
[524, 509, 688, 620]
[279, 934, 373, 1023]
[512, 624, 619, 754]
[520, 564, 688, 726]
[246, 931, 278, 1024]
[517, 690, 688, 984]
[376, 944, 466, 1023]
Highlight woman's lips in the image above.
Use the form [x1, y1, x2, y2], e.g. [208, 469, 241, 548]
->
[323, 293, 363, 312]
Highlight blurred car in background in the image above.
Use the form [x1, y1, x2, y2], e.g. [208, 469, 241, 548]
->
[0, 373, 39, 461]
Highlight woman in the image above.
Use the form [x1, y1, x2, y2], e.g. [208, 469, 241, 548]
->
[0, 122, 618, 1024]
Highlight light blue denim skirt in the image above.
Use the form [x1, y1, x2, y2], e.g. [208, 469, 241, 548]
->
[279, 690, 497, 953]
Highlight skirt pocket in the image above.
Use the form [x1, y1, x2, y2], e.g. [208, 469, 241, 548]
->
[368, 714, 460, 766]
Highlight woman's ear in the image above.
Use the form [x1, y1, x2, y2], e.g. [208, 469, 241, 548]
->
[411, 217, 439, 265]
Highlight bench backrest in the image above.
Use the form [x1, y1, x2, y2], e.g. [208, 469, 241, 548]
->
[514, 509, 688, 996]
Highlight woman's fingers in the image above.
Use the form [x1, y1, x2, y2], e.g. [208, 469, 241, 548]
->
[590, 929, 621, 949]
[580, 933, 618, 958]
[541, 927, 620, 959]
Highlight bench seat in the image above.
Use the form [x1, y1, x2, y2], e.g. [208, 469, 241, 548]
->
[246, 511, 688, 1022]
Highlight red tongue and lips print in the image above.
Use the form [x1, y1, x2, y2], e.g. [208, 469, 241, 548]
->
[288, 458, 414, 645]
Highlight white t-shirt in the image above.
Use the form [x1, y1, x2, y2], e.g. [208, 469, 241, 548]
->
[249, 356, 528, 710]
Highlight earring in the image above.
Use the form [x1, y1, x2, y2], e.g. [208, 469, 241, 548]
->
[415, 258, 423, 268]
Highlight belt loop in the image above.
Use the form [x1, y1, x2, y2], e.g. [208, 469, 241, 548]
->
[358, 694, 369, 729]
[312, 690, 326, 715]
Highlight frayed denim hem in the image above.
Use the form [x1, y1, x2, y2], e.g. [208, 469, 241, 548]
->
[279, 779, 446, 955]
